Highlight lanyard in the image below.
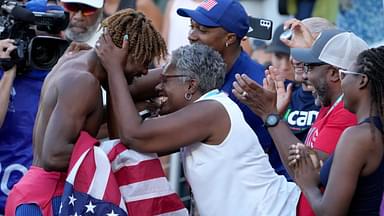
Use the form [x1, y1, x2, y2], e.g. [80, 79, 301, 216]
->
[324, 94, 344, 118]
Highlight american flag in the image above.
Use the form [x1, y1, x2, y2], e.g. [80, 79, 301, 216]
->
[59, 131, 188, 216]
[199, 0, 218, 11]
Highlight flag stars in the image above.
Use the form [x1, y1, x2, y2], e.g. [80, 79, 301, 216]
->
[106, 210, 119, 216]
[85, 201, 97, 214]
[69, 194, 77, 206]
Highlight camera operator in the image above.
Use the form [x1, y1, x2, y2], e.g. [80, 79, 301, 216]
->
[0, 1, 67, 214]
[0, 44, 49, 215]
[0, 39, 16, 127]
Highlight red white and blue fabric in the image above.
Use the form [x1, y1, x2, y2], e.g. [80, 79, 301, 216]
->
[199, 0, 218, 11]
[59, 131, 188, 216]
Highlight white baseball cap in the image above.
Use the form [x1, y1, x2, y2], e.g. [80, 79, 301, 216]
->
[60, 0, 104, 9]
[292, 29, 368, 70]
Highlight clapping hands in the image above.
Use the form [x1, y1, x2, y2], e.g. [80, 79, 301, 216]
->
[232, 73, 277, 121]
[265, 66, 293, 115]
[288, 143, 323, 189]
[232, 65, 294, 120]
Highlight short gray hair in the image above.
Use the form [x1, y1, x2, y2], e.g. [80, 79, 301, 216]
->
[302, 17, 336, 34]
[170, 43, 226, 94]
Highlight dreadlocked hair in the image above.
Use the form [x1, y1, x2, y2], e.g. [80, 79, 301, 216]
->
[101, 8, 167, 65]
[356, 46, 384, 138]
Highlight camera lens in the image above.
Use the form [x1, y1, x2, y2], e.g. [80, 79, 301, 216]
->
[31, 42, 58, 69]
[29, 37, 69, 70]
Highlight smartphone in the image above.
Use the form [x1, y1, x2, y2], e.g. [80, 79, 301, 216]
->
[246, 17, 273, 40]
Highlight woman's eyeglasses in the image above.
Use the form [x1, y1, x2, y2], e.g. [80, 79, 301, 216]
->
[160, 74, 192, 84]
[338, 69, 366, 80]
[63, 3, 98, 16]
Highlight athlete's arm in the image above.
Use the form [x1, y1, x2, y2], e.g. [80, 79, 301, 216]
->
[41, 72, 101, 171]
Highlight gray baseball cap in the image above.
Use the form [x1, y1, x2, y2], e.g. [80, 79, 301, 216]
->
[292, 29, 368, 70]
[265, 24, 290, 55]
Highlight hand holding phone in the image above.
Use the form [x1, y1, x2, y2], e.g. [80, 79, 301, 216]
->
[246, 17, 273, 40]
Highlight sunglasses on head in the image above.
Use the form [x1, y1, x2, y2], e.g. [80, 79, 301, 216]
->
[63, 3, 98, 16]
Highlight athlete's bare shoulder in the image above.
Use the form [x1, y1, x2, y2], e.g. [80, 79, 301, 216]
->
[39, 50, 101, 111]
[47, 51, 99, 89]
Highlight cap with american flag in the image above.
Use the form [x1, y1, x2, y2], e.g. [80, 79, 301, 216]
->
[199, 0, 218, 11]
[177, 0, 250, 38]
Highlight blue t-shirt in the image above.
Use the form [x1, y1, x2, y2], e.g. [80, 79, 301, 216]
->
[220, 50, 290, 180]
[283, 84, 320, 142]
[0, 69, 48, 213]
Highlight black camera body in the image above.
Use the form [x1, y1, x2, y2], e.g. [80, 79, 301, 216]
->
[0, 0, 70, 74]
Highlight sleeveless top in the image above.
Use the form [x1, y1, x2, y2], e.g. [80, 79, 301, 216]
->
[181, 90, 300, 216]
[320, 116, 384, 215]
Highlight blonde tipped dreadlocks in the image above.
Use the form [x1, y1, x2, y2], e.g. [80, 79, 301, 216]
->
[101, 8, 167, 65]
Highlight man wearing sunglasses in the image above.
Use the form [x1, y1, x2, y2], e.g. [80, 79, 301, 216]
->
[62, 0, 104, 47]
[289, 29, 366, 160]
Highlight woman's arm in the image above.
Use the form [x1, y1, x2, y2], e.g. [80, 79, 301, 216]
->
[96, 33, 227, 155]
[129, 67, 162, 101]
[42, 72, 101, 171]
[295, 126, 369, 215]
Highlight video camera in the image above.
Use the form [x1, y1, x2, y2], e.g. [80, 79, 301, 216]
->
[0, 0, 70, 74]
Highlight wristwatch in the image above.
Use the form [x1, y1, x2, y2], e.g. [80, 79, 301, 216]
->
[264, 113, 280, 128]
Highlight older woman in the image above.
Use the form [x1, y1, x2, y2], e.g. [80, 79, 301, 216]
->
[176, 0, 289, 180]
[292, 46, 384, 215]
[96, 35, 300, 215]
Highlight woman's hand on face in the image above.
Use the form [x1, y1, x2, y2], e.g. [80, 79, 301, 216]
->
[281, 18, 315, 49]
[232, 73, 278, 121]
[95, 29, 129, 75]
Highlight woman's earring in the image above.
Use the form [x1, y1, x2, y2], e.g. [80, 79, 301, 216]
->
[225, 42, 229, 48]
[184, 92, 192, 101]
